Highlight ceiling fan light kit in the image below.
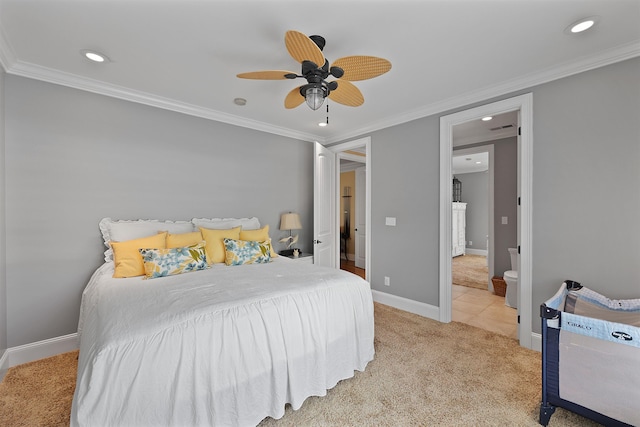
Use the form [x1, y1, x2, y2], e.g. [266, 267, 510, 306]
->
[237, 30, 391, 111]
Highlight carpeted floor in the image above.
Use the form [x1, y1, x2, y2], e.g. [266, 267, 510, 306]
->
[452, 254, 489, 290]
[0, 303, 598, 427]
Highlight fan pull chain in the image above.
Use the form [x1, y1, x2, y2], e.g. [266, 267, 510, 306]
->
[325, 104, 329, 125]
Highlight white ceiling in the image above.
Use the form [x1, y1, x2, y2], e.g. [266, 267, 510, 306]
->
[453, 152, 489, 175]
[1, 0, 638, 144]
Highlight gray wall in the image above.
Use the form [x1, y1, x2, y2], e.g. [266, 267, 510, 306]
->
[4, 75, 313, 347]
[3, 57, 639, 349]
[456, 171, 488, 250]
[0, 69, 6, 355]
[361, 57, 640, 335]
[370, 116, 441, 304]
[530, 58, 640, 306]
[493, 138, 518, 274]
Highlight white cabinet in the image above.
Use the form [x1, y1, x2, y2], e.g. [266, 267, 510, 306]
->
[452, 202, 467, 257]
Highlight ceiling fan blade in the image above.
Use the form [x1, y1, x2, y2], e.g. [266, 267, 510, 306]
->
[284, 86, 305, 109]
[237, 70, 297, 80]
[285, 30, 325, 65]
[331, 56, 392, 81]
[328, 81, 364, 107]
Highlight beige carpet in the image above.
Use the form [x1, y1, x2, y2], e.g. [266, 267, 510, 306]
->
[0, 303, 598, 427]
[452, 254, 489, 290]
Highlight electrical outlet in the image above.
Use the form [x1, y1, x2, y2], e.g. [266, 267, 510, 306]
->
[384, 276, 390, 286]
[468, 240, 472, 246]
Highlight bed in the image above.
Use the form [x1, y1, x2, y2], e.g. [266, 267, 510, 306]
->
[71, 218, 374, 426]
[539, 280, 640, 427]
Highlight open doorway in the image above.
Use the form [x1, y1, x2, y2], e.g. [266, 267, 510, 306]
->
[451, 136, 521, 340]
[339, 158, 365, 279]
[439, 93, 533, 349]
[330, 137, 371, 281]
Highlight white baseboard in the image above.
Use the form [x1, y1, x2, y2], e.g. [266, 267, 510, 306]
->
[0, 333, 78, 375]
[0, 349, 8, 380]
[465, 248, 488, 256]
[372, 290, 543, 352]
[531, 332, 542, 352]
[372, 290, 440, 321]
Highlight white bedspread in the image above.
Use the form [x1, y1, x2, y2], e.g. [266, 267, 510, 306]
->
[71, 257, 374, 427]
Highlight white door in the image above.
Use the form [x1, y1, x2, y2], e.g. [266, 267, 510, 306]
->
[354, 166, 366, 269]
[314, 142, 337, 268]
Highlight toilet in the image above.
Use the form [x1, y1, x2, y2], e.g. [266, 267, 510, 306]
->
[504, 248, 518, 308]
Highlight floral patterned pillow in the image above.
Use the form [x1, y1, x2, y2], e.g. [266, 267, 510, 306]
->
[139, 241, 208, 279]
[223, 238, 271, 266]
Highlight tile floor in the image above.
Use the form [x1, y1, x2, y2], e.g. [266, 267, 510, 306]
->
[452, 284, 519, 340]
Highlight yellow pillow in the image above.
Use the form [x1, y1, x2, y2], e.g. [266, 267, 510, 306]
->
[239, 225, 278, 257]
[200, 226, 241, 264]
[111, 232, 168, 278]
[166, 231, 203, 249]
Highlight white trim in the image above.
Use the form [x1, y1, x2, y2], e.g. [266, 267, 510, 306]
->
[465, 248, 488, 256]
[0, 349, 8, 379]
[6, 61, 321, 143]
[531, 333, 542, 352]
[0, 26, 637, 144]
[1, 333, 78, 372]
[324, 41, 640, 144]
[0, 25, 16, 72]
[440, 93, 534, 349]
[372, 290, 439, 321]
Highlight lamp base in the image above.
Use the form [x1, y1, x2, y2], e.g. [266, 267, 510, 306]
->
[279, 249, 299, 257]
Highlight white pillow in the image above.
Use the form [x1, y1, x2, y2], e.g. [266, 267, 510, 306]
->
[191, 217, 261, 231]
[99, 218, 195, 262]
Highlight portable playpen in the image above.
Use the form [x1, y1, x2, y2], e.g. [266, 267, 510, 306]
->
[540, 280, 640, 426]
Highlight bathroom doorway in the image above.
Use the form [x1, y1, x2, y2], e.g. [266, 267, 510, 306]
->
[439, 93, 533, 349]
[451, 141, 519, 340]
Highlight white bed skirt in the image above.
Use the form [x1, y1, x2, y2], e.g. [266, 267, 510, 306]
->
[72, 258, 374, 426]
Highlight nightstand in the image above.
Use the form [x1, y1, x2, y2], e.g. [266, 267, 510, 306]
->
[284, 253, 314, 264]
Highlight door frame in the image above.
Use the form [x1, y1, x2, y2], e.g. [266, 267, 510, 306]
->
[439, 93, 533, 349]
[330, 137, 371, 280]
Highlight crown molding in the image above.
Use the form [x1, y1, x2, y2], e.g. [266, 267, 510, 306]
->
[0, 25, 16, 72]
[1, 28, 637, 145]
[323, 40, 640, 144]
[4, 58, 324, 143]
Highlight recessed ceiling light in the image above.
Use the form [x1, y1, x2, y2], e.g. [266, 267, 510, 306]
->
[81, 50, 109, 63]
[475, 161, 482, 164]
[233, 98, 247, 106]
[565, 16, 599, 34]
[318, 122, 328, 127]
[481, 116, 492, 121]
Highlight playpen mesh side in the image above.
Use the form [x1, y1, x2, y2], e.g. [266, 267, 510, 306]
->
[540, 283, 640, 427]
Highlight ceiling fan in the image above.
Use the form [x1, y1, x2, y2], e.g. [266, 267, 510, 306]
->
[237, 30, 392, 110]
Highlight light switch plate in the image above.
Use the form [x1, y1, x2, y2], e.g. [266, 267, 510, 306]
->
[385, 217, 396, 226]
[502, 216, 508, 225]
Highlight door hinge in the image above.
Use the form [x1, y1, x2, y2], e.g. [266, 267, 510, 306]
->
[518, 315, 520, 324]
[518, 126, 521, 136]
[518, 196, 521, 206]
[518, 246, 521, 254]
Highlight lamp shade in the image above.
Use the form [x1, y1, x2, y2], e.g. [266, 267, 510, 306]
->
[280, 212, 302, 230]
